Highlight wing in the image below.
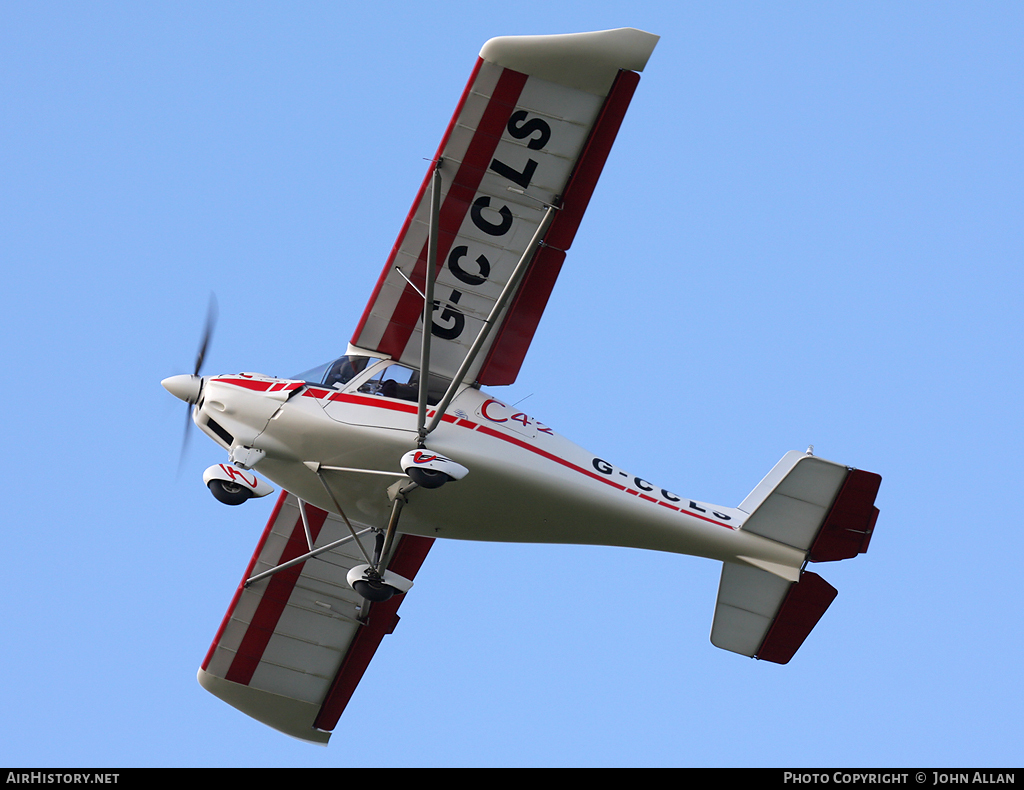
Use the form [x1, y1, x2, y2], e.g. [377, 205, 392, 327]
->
[198, 492, 432, 743]
[351, 28, 659, 386]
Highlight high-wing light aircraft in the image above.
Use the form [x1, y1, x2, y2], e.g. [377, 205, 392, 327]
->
[162, 29, 881, 744]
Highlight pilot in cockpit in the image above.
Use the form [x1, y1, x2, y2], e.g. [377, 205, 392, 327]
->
[324, 356, 369, 389]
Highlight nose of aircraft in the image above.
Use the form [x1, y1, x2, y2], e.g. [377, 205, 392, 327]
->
[162, 374, 203, 404]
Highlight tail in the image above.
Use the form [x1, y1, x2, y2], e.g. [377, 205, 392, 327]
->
[710, 451, 881, 664]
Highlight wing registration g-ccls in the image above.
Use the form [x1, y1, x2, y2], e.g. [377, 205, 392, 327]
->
[350, 28, 659, 386]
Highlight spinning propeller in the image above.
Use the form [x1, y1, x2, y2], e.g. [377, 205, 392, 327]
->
[163, 295, 218, 467]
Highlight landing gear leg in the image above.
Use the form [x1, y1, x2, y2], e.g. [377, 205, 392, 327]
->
[349, 479, 419, 604]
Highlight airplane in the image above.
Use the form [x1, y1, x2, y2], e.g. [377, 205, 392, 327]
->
[162, 28, 881, 745]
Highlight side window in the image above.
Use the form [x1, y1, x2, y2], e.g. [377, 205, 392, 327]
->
[358, 363, 418, 401]
[324, 356, 371, 388]
[293, 355, 375, 388]
[353, 362, 451, 405]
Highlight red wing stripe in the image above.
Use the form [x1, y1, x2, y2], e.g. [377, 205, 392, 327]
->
[375, 67, 529, 359]
[223, 504, 330, 685]
[351, 58, 485, 343]
[478, 70, 642, 385]
[202, 491, 291, 671]
[313, 534, 434, 731]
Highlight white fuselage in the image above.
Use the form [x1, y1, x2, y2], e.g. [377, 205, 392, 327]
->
[192, 368, 805, 572]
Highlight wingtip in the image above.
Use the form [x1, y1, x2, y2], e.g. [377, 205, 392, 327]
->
[196, 668, 332, 745]
[480, 28, 660, 94]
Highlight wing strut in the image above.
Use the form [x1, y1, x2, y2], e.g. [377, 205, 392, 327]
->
[422, 202, 559, 437]
[307, 464, 375, 567]
[244, 524, 375, 589]
[373, 479, 419, 575]
[297, 497, 315, 549]
[416, 164, 443, 447]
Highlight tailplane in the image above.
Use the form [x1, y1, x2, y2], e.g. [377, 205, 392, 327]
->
[710, 451, 881, 663]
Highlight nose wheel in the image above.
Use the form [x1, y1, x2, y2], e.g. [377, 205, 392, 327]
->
[203, 462, 275, 505]
[208, 479, 252, 506]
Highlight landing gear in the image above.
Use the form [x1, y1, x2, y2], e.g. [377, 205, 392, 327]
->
[353, 577, 398, 602]
[346, 564, 413, 603]
[406, 467, 452, 489]
[208, 479, 251, 506]
[400, 449, 468, 489]
[308, 452, 470, 604]
[202, 461, 275, 506]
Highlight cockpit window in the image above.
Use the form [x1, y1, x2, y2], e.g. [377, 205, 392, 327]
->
[292, 356, 451, 404]
[357, 363, 417, 400]
[358, 363, 449, 405]
[292, 355, 374, 387]
[324, 356, 371, 388]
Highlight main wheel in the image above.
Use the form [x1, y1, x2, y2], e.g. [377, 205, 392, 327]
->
[407, 468, 453, 489]
[353, 579, 397, 602]
[209, 479, 251, 506]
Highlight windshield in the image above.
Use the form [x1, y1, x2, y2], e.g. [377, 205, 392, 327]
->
[291, 355, 374, 388]
[291, 355, 450, 404]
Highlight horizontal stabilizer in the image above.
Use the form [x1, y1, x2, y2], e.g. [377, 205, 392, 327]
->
[739, 451, 881, 562]
[756, 571, 838, 663]
[711, 562, 837, 664]
[809, 469, 881, 562]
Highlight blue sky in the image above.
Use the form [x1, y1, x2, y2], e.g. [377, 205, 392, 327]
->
[2, 2, 1022, 767]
